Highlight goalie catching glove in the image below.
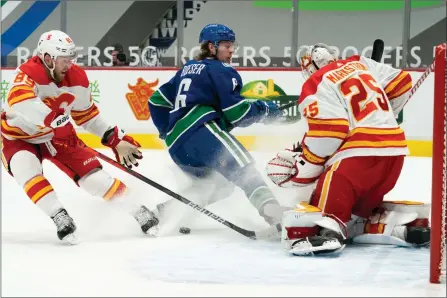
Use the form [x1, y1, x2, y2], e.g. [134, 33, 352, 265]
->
[101, 126, 143, 169]
[266, 142, 324, 187]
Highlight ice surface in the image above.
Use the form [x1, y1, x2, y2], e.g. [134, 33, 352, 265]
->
[2, 150, 445, 296]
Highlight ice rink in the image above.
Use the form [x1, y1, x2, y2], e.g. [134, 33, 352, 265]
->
[2, 149, 446, 297]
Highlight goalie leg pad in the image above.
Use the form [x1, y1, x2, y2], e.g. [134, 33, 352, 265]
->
[381, 200, 430, 227]
[352, 201, 430, 247]
[282, 202, 347, 255]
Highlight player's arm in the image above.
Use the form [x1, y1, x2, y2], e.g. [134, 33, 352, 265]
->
[267, 81, 349, 188]
[208, 67, 283, 127]
[299, 87, 349, 166]
[69, 67, 142, 169]
[6, 70, 62, 128]
[68, 69, 110, 137]
[148, 78, 175, 140]
[360, 56, 412, 117]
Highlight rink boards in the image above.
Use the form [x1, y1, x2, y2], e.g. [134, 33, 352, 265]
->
[1, 68, 435, 156]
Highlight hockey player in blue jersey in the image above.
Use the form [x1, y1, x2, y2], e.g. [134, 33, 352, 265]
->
[148, 24, 290, 233]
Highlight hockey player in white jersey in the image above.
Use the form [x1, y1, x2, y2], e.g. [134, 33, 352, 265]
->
[1, 30, 159, 243]
[266, 43, 430, 255]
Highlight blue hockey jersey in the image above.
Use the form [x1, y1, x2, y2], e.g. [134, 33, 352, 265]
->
[149, 59, 272, 151]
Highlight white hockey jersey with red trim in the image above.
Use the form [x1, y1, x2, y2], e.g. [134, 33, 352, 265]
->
[298, 55, 412, 167]
[1, 56, 104, 144]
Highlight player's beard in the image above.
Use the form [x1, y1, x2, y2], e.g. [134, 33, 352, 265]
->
[54, 71, 66, 84]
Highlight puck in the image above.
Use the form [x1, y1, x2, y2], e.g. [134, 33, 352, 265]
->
[179, 227, 191, 234]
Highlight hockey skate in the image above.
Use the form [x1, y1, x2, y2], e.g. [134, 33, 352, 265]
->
[156, 201, 190, 235]
[147, 200, 190, 236]
[290, 228, 344, 256]
[259, 202, 291, 225]
[133, 205, 159, 235]
[51, 209, 78, 245]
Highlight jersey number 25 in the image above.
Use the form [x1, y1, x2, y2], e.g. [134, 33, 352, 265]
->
[340, 73, 389, 122]
[174, 78, 192, 111]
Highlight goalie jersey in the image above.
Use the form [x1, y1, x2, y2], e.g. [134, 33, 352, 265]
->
[298, 55, 412, 167]
[1, 56, 106, 144]
[149, 59, 271, 152]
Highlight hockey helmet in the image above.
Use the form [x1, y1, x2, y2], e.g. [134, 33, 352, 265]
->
[199, 24, 236, 48]
[300, 43, 337, 79]
[37, 30, 77, 63]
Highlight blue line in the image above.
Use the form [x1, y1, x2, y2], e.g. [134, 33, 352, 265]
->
[1, 1, 59, 64]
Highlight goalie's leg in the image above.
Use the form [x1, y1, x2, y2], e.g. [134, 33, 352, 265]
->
[282, 202, 346, 256]
[350, 201, 431, 247]
[284, 155, 407, 255]
[309, 156, 405, 224]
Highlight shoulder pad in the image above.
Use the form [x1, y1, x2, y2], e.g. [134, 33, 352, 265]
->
[19, 56, 51, 85]
[64, 65, 89, 88]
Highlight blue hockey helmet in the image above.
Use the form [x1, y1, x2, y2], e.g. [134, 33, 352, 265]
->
[199, 24, 235, 47]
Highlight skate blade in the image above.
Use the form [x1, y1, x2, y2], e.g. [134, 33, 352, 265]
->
[62, 233, 79, 245]
[147, 225, 159, 237]
[290, 241, 342, 256]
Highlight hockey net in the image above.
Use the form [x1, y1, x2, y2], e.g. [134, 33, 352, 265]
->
[430, 43, 446, 284]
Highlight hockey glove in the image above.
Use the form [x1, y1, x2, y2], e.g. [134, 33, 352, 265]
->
[255, 100, 284, 124]
[266, 142, 323, 188]
[44, 108, 76, 147]
[101, 126, 143, 169]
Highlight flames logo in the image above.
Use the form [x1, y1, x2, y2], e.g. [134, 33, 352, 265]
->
[126, 78, 159, 120]
[41, 93, 76, 111]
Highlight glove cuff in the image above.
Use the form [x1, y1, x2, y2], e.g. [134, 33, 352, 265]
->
[43, 108, 65, 127]
[101, 126, 125, 148]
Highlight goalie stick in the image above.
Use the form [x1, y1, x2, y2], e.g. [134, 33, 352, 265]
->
[84, 145, 282, 240]
[279, 39, 386, 112]
[370, 39, 385, 63]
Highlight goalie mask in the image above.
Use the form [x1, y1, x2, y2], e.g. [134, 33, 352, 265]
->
[300, 43, 337, 80]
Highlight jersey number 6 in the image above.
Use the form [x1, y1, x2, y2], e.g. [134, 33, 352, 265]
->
[174, 78, 192, 111]
[340, 73, 389, 122]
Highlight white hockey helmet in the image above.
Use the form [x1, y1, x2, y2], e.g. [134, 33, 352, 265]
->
[37, 30, 77, 78]
[37, 30, 77, 61]
[299, 43, 337, 79]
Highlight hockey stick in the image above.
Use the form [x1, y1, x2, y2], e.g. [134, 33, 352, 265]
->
[86, 146, 281, 240]
[279, 39, 386, 112]
[279, 101, 297, 111]
[370, 39, 385, 62]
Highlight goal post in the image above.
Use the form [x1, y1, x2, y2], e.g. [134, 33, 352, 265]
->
[430, 43, 446, 284]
